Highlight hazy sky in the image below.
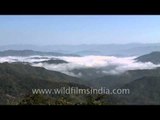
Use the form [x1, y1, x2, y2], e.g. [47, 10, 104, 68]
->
[0, 15, 160, 45]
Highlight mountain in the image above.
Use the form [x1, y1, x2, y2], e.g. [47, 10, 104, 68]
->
[74, 50, 102, 56]
[1, 43, 160, 56]
[34, 59, 68, 64]
[136, 51, 160, 64]
[89, 67, 160, 89]
[0, 62, 89, 104]
[109, 76, 160, 105]
[0, 62, 86, 84]
[0, 50, 79, 57]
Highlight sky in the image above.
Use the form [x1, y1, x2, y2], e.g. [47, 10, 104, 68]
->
[0, 15, 160, 45]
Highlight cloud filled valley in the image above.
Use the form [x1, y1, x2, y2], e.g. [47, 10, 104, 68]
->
[0, 55, 160, 77]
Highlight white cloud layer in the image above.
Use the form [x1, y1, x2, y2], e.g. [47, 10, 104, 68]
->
[0, 55, 160, 77]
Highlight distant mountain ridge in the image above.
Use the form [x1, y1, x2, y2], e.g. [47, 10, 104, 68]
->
[34, 59, 68, 64]
[1, 43, 160, 56]
[0, 50, 78, 57]
[136, 51, 160, 64]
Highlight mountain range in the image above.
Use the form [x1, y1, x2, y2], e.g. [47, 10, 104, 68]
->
[1, 50, 160, 104]
[0, 50, 78, 57]
[0, 62, 91, 105]
[1, 43, 160, 56]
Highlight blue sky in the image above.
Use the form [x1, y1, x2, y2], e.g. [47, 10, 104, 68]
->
[0, 15, 160, 45]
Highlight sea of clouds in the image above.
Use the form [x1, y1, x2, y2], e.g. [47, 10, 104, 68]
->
[0, 55, 160, 77]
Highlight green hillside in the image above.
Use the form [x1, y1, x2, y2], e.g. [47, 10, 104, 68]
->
[109, 76, 160, 105]
[90, 67, 160, 89]
[0, 63, 94, 105]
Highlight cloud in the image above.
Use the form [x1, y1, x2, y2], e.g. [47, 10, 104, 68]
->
[1, 55, 160, 77]
[32, 55, 160, 76]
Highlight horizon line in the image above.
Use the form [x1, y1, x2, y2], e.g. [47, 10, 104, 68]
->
[1, 42, 160, 46]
